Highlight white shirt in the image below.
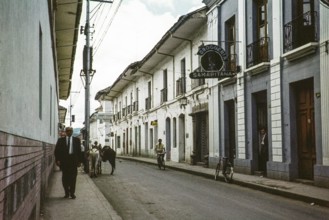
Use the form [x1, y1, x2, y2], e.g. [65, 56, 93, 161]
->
[67, 136, 73, 154]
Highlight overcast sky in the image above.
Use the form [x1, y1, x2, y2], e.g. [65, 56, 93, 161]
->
[61, 0, 205, 128]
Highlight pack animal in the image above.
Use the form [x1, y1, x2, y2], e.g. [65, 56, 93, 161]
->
[100, 146, 116, 175]
[87, 147, 100, 178]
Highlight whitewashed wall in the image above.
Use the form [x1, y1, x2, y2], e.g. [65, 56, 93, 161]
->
[0, 0, 59, 144]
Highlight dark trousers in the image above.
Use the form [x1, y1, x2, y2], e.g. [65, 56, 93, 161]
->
[61, 156, 78, 196]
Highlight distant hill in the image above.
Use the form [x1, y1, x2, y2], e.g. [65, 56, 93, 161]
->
[73, 127, 81, 137]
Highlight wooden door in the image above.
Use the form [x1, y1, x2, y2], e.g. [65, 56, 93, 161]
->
[296, 80, 315, 179]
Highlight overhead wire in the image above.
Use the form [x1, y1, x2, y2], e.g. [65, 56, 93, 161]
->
[92, 0, 123, 56]
[92, 3, 113, 46]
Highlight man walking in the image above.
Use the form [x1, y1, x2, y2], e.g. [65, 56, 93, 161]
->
[55, 127, 82, 199]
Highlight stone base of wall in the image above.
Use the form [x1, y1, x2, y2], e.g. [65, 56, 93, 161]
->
[0, 131, 55, 220]
[314, 165, 329, 188]
[208, 156, 218, 169]
[266, 161, 292, 181]
[233, 159, 252, 174]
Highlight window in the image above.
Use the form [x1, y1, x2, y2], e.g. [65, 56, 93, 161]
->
[177, 58, 186, 96]
[226, 16, 236, 71]
[161, 69, 168, 103]
[257, 0, 268, 39]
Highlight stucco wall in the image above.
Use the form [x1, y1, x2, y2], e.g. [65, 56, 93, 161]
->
[0, 0, 59, 144]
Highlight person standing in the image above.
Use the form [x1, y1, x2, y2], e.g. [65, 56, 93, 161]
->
[81, 140, 88, 173]
[55, 127, 82, 199]
[258, 127, 268, 176]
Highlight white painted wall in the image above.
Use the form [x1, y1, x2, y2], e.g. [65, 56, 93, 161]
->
[0, 0, 59, 144]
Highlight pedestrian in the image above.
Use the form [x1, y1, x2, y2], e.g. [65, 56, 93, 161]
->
[54, 126, 82, 199]
[81, 140, 88, 173]
[258, 126, 268, 175]
[155, 138, 165, 162]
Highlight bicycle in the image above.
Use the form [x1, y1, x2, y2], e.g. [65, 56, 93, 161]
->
[214, 157, 234, 183]
[157, 152, 166, 170]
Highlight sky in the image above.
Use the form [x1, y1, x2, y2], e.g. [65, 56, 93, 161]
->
[61, 0, 205, 128]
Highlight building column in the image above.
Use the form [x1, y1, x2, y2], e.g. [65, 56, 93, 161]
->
[270, 0, 283, 162]
[320, 4, 329, 166]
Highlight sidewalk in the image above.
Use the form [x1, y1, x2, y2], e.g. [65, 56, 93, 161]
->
[41, 156, 329, 220]
[117, 156, 329, 208]
[40, 166, 122, 220]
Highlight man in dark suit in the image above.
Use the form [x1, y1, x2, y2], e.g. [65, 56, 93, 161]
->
[258, 127, 268, 176]
[55, 127, 82, 199]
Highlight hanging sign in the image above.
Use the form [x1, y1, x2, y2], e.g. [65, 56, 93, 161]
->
[190, 44, 237, 79]
[150, 120, 158, 126]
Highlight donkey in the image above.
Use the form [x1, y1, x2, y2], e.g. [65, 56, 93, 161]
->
[100, 146, 116, 175]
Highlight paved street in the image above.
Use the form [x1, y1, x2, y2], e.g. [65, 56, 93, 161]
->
[93, 159, 329, 220]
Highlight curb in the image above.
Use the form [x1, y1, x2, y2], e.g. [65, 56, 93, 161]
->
[117, 156, 329, 208]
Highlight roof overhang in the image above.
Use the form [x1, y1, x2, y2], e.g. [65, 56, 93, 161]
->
[59, 105, 67, 124]
[95, 62, 140, 101]
[95, 6, 207, 101]
[55, 0, 83, 100]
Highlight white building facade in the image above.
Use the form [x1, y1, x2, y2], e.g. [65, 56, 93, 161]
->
[0, 0, 82, 219]
[96, 0, 329, 188]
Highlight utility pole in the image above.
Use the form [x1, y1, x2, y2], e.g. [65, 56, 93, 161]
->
[81, 0, 113, 152]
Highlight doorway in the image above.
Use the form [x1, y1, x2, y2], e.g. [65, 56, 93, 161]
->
[179, 114, 186, 162]
[166, 118, 171, 160]
[224, 100, 236, 165]
[295, 78, 315, 179]
[195, 112, 209, 162]
[252, 91, 268, 174]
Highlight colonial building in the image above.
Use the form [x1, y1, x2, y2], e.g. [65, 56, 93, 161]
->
[89, 101, 113, 147]
[95, 0, 329, 188]
[0, 0, 82, 219]
[95, 7, 209, 161]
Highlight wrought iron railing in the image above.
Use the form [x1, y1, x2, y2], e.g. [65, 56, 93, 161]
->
[246, 37, 270, 68]
[176, 77, 186, 96]
[284, 11, 318, 52]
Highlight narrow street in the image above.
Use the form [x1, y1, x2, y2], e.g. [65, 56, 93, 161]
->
[93, 159, 329, 220]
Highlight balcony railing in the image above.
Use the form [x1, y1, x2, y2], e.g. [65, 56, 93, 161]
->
[176, 77, 186, 97]
[246, 37, 270, 68]
[284, 11, 318, 53]
[191, 78, 205, 89]
[145, 97, 151, 110]
[160, 88, 168, 104]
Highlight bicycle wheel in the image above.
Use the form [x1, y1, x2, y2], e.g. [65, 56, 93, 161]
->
[214, 163, 220, 180]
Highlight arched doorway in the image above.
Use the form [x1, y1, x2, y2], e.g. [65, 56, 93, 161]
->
[179, 114, 186, 162]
